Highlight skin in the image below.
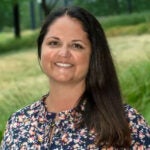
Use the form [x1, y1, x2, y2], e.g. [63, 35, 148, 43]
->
[40, 16, 91, 112]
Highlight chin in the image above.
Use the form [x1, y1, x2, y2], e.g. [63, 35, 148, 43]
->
[50, 76, 74, 83]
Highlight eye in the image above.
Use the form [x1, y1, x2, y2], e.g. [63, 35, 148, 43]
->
[47, 41, 60, 47]
[72, 43, 84, 50]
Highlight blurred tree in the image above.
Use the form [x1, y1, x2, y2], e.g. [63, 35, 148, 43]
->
[0, 0, 150, 32]
[127, 0, 133, 13]
[113, 0, 120, 14]
[37, 0, 44, 25]
[13, 0, 20, 38]
[30, 0, 36, 29]
[74, 0, 150, 16]
[0, 0, 13, 31]
[41, 0, 59, 16]
[64, 0, 74, 6]
[64, 0, 68, 6]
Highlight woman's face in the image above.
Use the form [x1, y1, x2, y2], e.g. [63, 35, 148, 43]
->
[40, 16, 91, 85]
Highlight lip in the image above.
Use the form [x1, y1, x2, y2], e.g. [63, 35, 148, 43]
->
[55, 62, 73, 68]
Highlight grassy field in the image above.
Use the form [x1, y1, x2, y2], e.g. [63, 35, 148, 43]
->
[101, 11, 150, 29]
[0, 50, 47, 139]
[109, 35, 150, 122]
[0, 34, 150, 141]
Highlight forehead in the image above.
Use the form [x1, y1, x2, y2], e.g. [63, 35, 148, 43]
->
[45, 16, 88, 38]
[49, 15, 83, 28]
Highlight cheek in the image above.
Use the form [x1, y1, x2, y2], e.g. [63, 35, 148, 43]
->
[41, 48, 55, 64]
[40, 50, 52, 70]
[40, 53, 47, 67]
[78, 53, 91, 71]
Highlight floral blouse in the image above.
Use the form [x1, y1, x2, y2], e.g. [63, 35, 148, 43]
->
[0, 95, 150, 150]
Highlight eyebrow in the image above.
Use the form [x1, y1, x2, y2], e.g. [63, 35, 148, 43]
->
[72, 40, 83, 43]
[72, 40, 89, 46]
[46, 36, 88, 45]
[46, 36, 60, 40]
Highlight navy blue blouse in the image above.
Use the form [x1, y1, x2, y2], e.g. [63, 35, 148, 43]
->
[1, 95, 150, 149]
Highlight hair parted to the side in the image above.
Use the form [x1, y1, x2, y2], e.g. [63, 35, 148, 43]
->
[37, 6, 131, 148]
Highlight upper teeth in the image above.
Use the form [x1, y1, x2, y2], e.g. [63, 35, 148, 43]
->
[56, 63, 72, 67]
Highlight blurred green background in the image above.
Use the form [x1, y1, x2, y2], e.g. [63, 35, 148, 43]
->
[0, 0, 150, 142]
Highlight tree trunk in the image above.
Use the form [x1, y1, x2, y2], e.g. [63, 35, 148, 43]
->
[127, 0, 133, 13]
[114, 0, 120, 14]
[30, 0, 36, 29]
[64, 0, 68, 6]
[41, 0, 59, 17]
[38, 2, 43, 25]
[41, 0, 49, 16]
[13, 2, 20, 38]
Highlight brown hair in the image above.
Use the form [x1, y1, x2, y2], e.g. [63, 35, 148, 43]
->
[37, 6, 131, 148]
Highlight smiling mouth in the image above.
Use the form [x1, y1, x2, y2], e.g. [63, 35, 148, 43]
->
[55, 62, 73, 68]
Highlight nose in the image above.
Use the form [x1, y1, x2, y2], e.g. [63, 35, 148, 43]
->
[58, 46, 71, 58]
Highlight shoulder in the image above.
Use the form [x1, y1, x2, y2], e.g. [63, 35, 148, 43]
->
[124, 104, 149, 128]
[0, 99, 45, 149]
[124, 104, 150, 149]
[8, 99, 43, 124]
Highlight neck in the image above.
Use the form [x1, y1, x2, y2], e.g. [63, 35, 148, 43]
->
[46, 80, 85, 112]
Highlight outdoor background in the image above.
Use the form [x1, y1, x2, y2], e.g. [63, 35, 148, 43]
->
[0, 0, 150, 142]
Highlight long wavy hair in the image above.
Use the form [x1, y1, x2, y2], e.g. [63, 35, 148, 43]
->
[37, 6, 131, 148]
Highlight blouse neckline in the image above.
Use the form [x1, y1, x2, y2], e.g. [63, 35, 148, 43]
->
[40, 94, 83, 124]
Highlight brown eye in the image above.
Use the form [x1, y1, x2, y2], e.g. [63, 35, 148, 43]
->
[72, 43, 84, 50]
[48, 41, 60, 47]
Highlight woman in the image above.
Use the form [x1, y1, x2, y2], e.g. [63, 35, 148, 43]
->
[1, 6, 149, 149]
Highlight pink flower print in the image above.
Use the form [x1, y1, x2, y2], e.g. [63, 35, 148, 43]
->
[59, 114, 66, 120]
[61, 133, 68, 143]
[29, 129, 35, 136]
[20, 142, 28, 150]
[29, 136, 34, 143]
[31, 121, 37, 126]
[73, 144, 79, 149]
[38, 135, 43, 143]
[139, 132, 145, 139]
[74, 138, 80, 143]
[138, 145, 145, 150]
[27, 110, 34, 115]
[138, 118, 145, 125]
[70, 123, 75, 129]
[80, 129, 85, 135]
[87, 144, 97, 149]
[39, 117, 44, 123]
[18, 116, 23, 122]
[132, 127, 138, 133]
[13, 122, 19, 128]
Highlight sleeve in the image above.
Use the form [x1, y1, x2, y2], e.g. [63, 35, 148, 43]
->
[0, 113, 21, 150]
[0, 114, 18, 150]
[126, 105, 150, 149]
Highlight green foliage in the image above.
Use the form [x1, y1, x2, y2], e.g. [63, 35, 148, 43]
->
[98, 11, 150, 36]
[105, 23, 150, 36]
[0, 0, 42, 31]
[0, 35, 150, 142]
[121, 62, 150, 99]
[119, 61, 150, 123]
[20, 0, 43, 30]
[74, 0, 150, 16]
[74, 0, 118, 16]
[100, 11, 150, 29]
[0, 49, 48, 141]
[1, 11, 150, 54]
[0, 0, 13, 30]
[109, 34, 150, 123]
[0, 30, 38, 54]
[1, 0, 150, 31]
